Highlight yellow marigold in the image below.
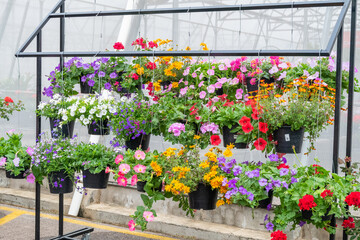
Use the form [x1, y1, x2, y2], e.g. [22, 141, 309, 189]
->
[210, 176, 223, 189]
[199, 161, 210, 169]
[172, 61, 183, 70]
[200, 42, 209, 51]
[154, 82, 161, 92]
[226, 143, 234, 149]
[216, 199, 225, 207]
[164, 184, 172, 192]
[153, 38, 162, 43]
[172, 82, 179, 88]
[274, 94, 282, 98]
[162, 56, 172, 62]
[136, 67, 144, 75]
[204, 171, 217, 182]
[167, 48, 173, 51]
[164, 68, 175, 77]
[134, 64, 140, 69]
[226, 199, 232, 204]
[205, 151, 217, 162]
[178, 150, 184, 156]
[211, 165, 218, 172]
[220, 186, 228, 194]
[223, 148, 233, 158]
[193, 135, 200, 140]
[189, 145, 196, 149]
[150, 161, 162, 176]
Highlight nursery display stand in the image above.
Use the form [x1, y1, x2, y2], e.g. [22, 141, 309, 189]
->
[15, 0, 357, 239]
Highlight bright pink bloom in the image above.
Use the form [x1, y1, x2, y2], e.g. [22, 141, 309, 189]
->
[26, 173, 35, 184]
[119, 163, 130, 174]
[128, 220, 136, 231]
[105, 166, 111, 173]
[26, 147, 34, 156]
[113, 42, 124, 50]
[134, 150, 146, 160]
[199, 91, 206, 99]
[115, 154, 123, 164]
[134, 164, 147, 173]
[143, 211, 155, 222]
[0, 157, 6, 166]
[131, 175, 138, 186]
[117, 176, 128, 187]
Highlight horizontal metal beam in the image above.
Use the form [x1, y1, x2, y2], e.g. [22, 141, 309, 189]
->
[48, 0, 344, 18]
[15, 49, 330, 57]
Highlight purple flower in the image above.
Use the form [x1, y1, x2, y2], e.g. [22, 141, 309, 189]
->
[227, 179, 238, 189]
[54, 181, 58, 188]
[266, 222, 274, 231]
[299, 220, 306, 227]
[279, 168, 289, 176]
[76, 61, 83, 68]
[233, 166, 242, 176]
[88, 79, 95, 87]
[93, 64, 100, 70]
[104, 82, 112, 90]
[245, 171, 255, 178]
[265, 183, 273, 192]
[282, 157, 287, 164]
[291, 169, 297, 176]
[291, 177, 298, 184]
[272, 180, 281, 188]
[282, 181, 289, 189]
[98, 71, 106, 77]
[110, 72, 117, 79]
[222, 178, 228, 186]
[81, 75, 87, 83]
[264, 214, 269, 221]
[242, 161, 249, 165]
[218, 157, 226, 164]
[259, 178, 268, 186]
[238, 186, 248, 195]
[268, 154, 279, 162]
[43, 86, 54, 97]
[257, 161, 263, 166]
[247, 192, 254, 201]
[83, 63, 90, 69]
[267, 204, 272, 211]
[13, 157, 20, 167]
[200, 122, 219, 134]
[253, 169, 260, 177]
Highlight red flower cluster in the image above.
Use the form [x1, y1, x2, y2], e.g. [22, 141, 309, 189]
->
[239, 116, 253, 134]
[113, 42, 124, 50]
[210, 135, 221, 146]
[148, 41, 158, 48]
[132, 37, 147, 49]
[277, 163, 289, 170]
[345, 192, 360, 208]
[145, 62, 157, 70]
[239, 116, 251, 126]
[312, 164, 321, 174]
[4, 97, 13, 106]
[189, 103, 198, 116]
[259, 122, 268, 133]
[342, 217, 355, 229]
[130, 73, 139, 80]
[298, 194, 317, 211]
[271, 230, 287, 240]
[320, 189, 333, 199]
[254, 138, 267, 151]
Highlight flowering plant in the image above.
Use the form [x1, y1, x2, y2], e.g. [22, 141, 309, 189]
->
[74, 143, 117, 174]
[0, 96, 24, 121]
[36, 94, 78, 122]
[0, 132, 31, 177]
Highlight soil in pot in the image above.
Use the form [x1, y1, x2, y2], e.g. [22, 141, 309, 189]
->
[5, 169, 27, 179]
[49, 118, 75, 139]
[87, 119, 110, 135]
[258, 190, 273, 209]
[48, 170, 73, 194]
[273, 126, 304, 153]
[125, 134, 151, 151]
[82, 169, 110, 189]
[188, 183, 218, 210]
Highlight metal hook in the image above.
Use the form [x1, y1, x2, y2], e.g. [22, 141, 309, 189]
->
[95, 11, 101, 17]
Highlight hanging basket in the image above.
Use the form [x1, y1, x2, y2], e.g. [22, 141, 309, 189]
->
[301, 207, 333, 221]
[5, 169, 27, 179]
[136, 181, 162, 193]
[87, 119, 110, 135]
[222, 126, 247, 149]
[258, 190, 273, 209]
[273, 126, 304, 153]
[49, 118, 75, 139]
[82, 169, 109, 189]
[246, 77, 275, 96]
[79, 80, 95, 94]
[48, 170, 73, 194]
[125, 134, 151, 151]
[188, 183, 218, 210]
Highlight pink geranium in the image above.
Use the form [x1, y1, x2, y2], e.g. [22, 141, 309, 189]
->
[128, 220, 136, 231]
[134, 164, 147, 173]
[115, 154, 123, 164]
[26, 173, 35, 184]
[131, 175, 138, 186]
[143, 211, 155, 222]
[119, 163, 130, 174]
[117, 176, 128, 187]
[134, 150, 146, 160]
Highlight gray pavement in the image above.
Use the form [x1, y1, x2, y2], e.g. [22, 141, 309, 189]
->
[0, 204, 184, 240]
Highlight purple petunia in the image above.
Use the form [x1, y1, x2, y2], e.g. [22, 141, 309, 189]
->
[238, 186, 248, 195]
[233, 166, 242, 176]
[88, 79, 95, 87]
[299, 221, 306, 227]
[267, 204, 272, 211]
[282, 157, 287, 164]
[227, 179, 238, 189]
[247, 192, 254, 201]
[104, 82, 112, 90]
[282, 181, 289, 189]
[279, 168, 289, 176]
[266, 222, 274, 231]
[98, 71, 106, 77]
[268, 154, 279, 162]
[272, 180, 282, 188]
[291, 169, 297, 176]
[259, 178, 268, 186]
[291, 177, 298, 184]
[110, 72, 118, 79]
[265, 183, 273, 192]
[264, 214, 269, 221]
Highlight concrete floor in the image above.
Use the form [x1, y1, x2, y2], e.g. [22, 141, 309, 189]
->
[0, 204, 183, 240]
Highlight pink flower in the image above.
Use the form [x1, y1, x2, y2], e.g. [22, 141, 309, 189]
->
[199, 91, 206, 99]
[131, 175, 138, 186]
[199, 72, 204, 80]
[198, 81, 204, 87]
[26, 147, 34, 156]
[183, 67, 190, 76]
[26, 173, 35, 184]
[207, 85, 215, 93]
[134, 150, 146, 160]
[189, 85, 195, 89]
[105, 166, 111, 173]
[115, 154, 123, 164]
[218, 77, 227, 84]
[235, 92, 243, 100]
[269, 65, 279, 74]
[195, 116, 201, 120]
[13, 157, 20, 167]
[0, 157, 6, 166]
[278, 71, 287, 81]
[212, 96, 219, 103]
[240, 65, 247, 72]
[207, 69, 215, 76]
[128, 220, 136, 231]
[134, 164, 147, 173]
[278, 62, 288, 69]
[180, 87, 188, 96]
[192, 72, 197, 78]
[168, 123, 186, 136]
[215, 82, 222, 89]
[250, 78, 257, 85]
[143, 211, 155, 222]
[6, 129, 15, 134]
[218, 64, 227, 70]
[119, 163, 130, 174]
[117, 176, 128, 187]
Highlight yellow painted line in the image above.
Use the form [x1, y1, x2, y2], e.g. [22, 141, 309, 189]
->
[0, 210, 25, 226]
[0, 206, 178, 240]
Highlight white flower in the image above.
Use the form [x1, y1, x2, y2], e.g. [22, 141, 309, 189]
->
[38, 102, 46, 110]
[83, 119, 90, 125]
[62, 115, 68, 121]
[79, 106, 86, 113]
[80, 115, 85, 121]
[101, 110, 107, 116]
[96, 112, 102, 118]
[70, 111, 75, 117]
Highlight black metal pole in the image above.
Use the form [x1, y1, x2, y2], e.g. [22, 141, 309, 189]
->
[330, 26, 343, 240]
[59, 0, 65, 237]
[343, 0, 357, 239]
[35, 31, 42, 240]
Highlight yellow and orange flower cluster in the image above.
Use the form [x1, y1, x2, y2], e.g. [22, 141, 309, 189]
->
[150, 161, 162, 176]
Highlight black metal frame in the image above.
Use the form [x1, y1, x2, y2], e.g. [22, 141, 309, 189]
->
[14, 0, 357, 239]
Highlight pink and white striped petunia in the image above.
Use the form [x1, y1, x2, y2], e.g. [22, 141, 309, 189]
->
[117, 176, 127, 187]
[134, 164, 147, 173]
[143, 211, 155, 222]
[134, 150, 146, 160]
[115, 154, 123, 164]
[128, 220, 136, 231]
[119, 163, 130, 174]
[131, 175, 138, 186]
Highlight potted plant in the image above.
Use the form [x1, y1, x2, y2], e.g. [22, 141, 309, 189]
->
[0, 132, 31, 179]
[0, 96, 24, 121]
[74, 143, 117, 189]
[36, 94, 78, 138]
[30, 136, 77, 194]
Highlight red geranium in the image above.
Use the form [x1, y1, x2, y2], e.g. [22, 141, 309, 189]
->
[320, 189, 333, 199]
[4, 97, 13, 106]
[223, 101, 234, 107]
[277, 163, 289, 169]
[298, 194, 317, 211]
[251, 110, 260, 120]
[242, 123, 254, 133]
[259, 122, 268, 133]
[312, 164, 321, 174]
[218, 94, 228, 102]
[130, 73, 139, 80]
[148, 41, 158, 48]
[342, 217, 355, 229]
[210, 135, 221, 146]
[271, 230, 287, 240]
[113, 42, 124, 50]
[254, 138, 267, 151]
[145, 62, 157, 70]
[345, 192, 360, 208]
[239, 116, 251, 126]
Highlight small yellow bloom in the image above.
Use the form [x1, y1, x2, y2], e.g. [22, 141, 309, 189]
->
[226, 143, 234, 149]
[216, 199, 225, 207]
[223, 148, 233, 158]
[200, 42, 209, 51]
[193, 135, 200, 140]
[134, 64, 140, 69]
[172, 82, 179, 88]
[189, 145, 196, 149]
[153, 82, 161, 92]
[136, 67, 144, 75]
[185, 46, 191, 51]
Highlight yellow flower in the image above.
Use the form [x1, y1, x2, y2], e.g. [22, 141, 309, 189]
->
[216, 199, 225, 207]
[189, 145, 196, 149]
[136, 67, 144, 75]
[205, 151, 217, 162]
[154, 82, 161, 92]
[150, 161, 162, 176]
[134, 64, 140, 69]
[172, 82, 179, 88]
[162, 56, 172, 62]
[178, 150, 184, 156]
[185, 46, 191, 51]
[200, 42, 209, 51]
[164, 68, 175, 77]
[193, 135, 200, 140]
[223, 148, 233, 158]
[172, 61, 183, 70]
[199, 161, 210, 169]
[226, 143, 234, 149]
[167, 48, 173, 51]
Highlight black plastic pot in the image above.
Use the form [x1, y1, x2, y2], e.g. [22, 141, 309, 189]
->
[5, 169, 27, 179]
[80, 81, 95, 94]
[48, 170, 73, 194]
[273, 126, 304, 153]
[119, 83, 141, 93]
[87, 119, 110, 135]
[160, 80, 171, 88]
[301, 207, 333, 221]
[258, 190, 273, 209]
[188, 183, 218, 210]
[136, 181, 162, 193]
[222, 126, 247, 149]
[82, 169, 109, 189]
[215, 88, 224, 96]
[125, 134, 151, 151]
[49, 118, 75, 139]
[246, 77, 275, 96]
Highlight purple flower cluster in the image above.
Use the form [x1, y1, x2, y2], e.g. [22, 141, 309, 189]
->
[168, 123, 186, 136]
[245, 169, 260, 178]
[200, 122, 219, 134]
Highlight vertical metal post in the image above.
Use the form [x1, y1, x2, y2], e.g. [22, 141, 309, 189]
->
[59, 0, 65, 237]
[330, 26, 343, 240]
[343, 1, 357, 240]
[35, 31, 42, 240]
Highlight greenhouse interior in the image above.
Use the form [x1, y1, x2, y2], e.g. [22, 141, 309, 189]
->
[1, 0, 360, 239]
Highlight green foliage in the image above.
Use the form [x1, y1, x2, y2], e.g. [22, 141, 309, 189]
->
[0, 97, 24, 121]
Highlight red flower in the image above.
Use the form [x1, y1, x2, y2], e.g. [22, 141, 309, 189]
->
[145, 62, 157, 70]
[342, 217, 355, 229]
[218, 94, 228, 102]
[210, 135, 221, 146]
[242, 123, 254, 134]
[153, 96, 159, 102]
[277, 163, 289, 169]
[148, 41, 158, 48]
[195, 116, 201, 120]
[239, 116, 251, 126]
[320, 189, 333, 199]
[251, 110, 260, 120]
[271, 230, 287, 240]
[254, 138, 267, 151]
[113, 42, 124, 50]
[312, 164, 321, 174]
[223, 101, 234, 107]
[345, 192, 360, 208]
[130, 73, 139, 80]
[298, 194, 317, 211]
[259, 122, 268, 133]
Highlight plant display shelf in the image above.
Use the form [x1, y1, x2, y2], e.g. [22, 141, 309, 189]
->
[14, 0, 357, 239]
